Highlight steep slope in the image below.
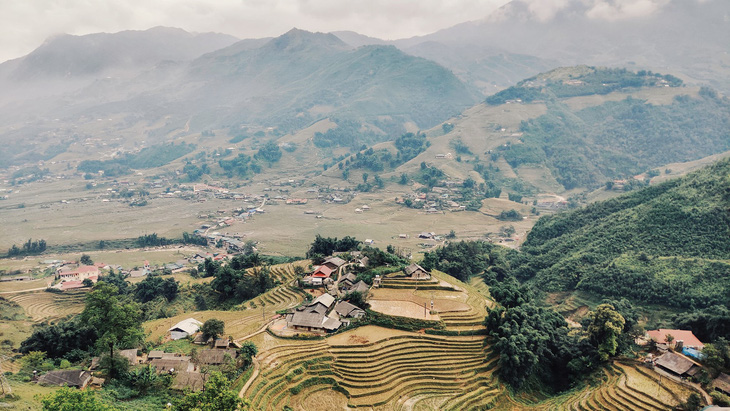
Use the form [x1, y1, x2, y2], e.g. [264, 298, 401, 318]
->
[512, 157, 730, 308]
[171, 29, 481, 132]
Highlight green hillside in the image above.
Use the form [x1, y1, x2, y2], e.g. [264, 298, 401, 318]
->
[488, 67, 730, 189]
[512, 157, 730, 308]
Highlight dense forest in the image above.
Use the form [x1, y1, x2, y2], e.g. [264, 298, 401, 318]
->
[511, 157, 730, 308]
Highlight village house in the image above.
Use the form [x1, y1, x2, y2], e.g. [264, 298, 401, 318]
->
[404, 263, 431, 280]
[322, 256, 347, 271]
[169, 318, 203, 340]
[339, 273, 358, 289]
[286, 293, 342, 333]
[653, 352, 702, 378]
[196, 349, 238, 366]
[38, 370, 92, 389]
[311, 264, 334, 282]
[646, 329, 705, 350]
[150, 358, 194, 374]
[348, 280, 370, 294]
[334, 301, 366, 319]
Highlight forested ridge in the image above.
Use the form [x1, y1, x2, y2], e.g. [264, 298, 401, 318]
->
[511, 157, 730, 308]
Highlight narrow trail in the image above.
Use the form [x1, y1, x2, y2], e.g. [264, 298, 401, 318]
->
[239, 357, 260, 398]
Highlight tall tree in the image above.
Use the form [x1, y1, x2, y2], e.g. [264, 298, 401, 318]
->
[80, 283, 143, 377]
[587, 304, 625, 361]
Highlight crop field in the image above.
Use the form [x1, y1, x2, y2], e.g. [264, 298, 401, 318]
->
[5, 290, 86, 322]
[496, 361, 695, 411]
[241, 270, 501, 410]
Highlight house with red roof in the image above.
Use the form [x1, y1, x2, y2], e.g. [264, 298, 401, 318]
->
[57, 265, 100, 281]
[646, 329, 704, 350]
[312, 265, 333, 279]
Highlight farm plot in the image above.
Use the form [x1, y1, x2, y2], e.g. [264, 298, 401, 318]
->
[246, 331, 498, 410]
[368, 299, 440, 321]
[243, 270, 499, 410]
[496, 361, 693, 411]
[6, 290, 86, 322]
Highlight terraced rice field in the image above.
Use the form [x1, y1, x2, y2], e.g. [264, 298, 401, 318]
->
[246, 329, 500, 410]
[6, 290, 86, 321]
[244, 270, 500, 410]
[500, 361, 693, 411]
[144, 262, 309, 340]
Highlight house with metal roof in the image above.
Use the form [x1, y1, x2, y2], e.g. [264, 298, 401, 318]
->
[169, 318, 203, 340]
[38, 370, 92, 389]
[404, 263, 430, 280]
[654, 352, 701, 377]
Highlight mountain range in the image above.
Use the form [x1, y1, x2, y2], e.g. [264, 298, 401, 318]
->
[0, 0, 728, 172]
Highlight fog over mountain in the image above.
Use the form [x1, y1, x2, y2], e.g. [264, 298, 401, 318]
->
[388, 0, 730, 92]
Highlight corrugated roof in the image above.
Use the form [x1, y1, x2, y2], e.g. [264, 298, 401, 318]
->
[289, 311, 327, 328]
[197, 349, 238, 365]
[404, 263, 428, 276]
[655, 352, 696, 375]
[334, 301, 365, 318]
[169, 318, 203, 335]
[38, 370, 91, 387]
[324, 257, 347, 267]
[312, 293, 335, 308]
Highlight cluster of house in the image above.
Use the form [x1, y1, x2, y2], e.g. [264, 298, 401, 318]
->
[398, 188, 467, 213]
[36, 318, 240, 391]
[285, 293, 366, 334]
[642, 328, 730, 396]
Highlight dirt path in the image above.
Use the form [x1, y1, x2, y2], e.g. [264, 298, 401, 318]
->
[239, 357, 260, 398]
[233, 319, 275, 343]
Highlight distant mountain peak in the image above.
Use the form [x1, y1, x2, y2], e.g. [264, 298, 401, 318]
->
[267, 28, 349, 52]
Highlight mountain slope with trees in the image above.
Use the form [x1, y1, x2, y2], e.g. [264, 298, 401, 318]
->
[512, 157, 730, 308]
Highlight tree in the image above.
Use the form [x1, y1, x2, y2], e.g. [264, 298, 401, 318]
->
[82, 278, 94, 288]
[80, 254, 93, 265]
[665, 333, 675, 347]
[362, 172, 369, 183]
[80, 283, 143, 378]
[174, 372, 248, 411]
[201, 319, 225, 341]
[239, 341, 258, 360]
[134, 276, 179, 303]
[41, 387, 116, 411]
[124, 364, 161, 395]
[587, 304, 625, 361]
[399, 173, 408, 185]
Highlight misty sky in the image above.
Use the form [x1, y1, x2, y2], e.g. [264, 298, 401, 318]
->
[0, 0, 511, 63]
